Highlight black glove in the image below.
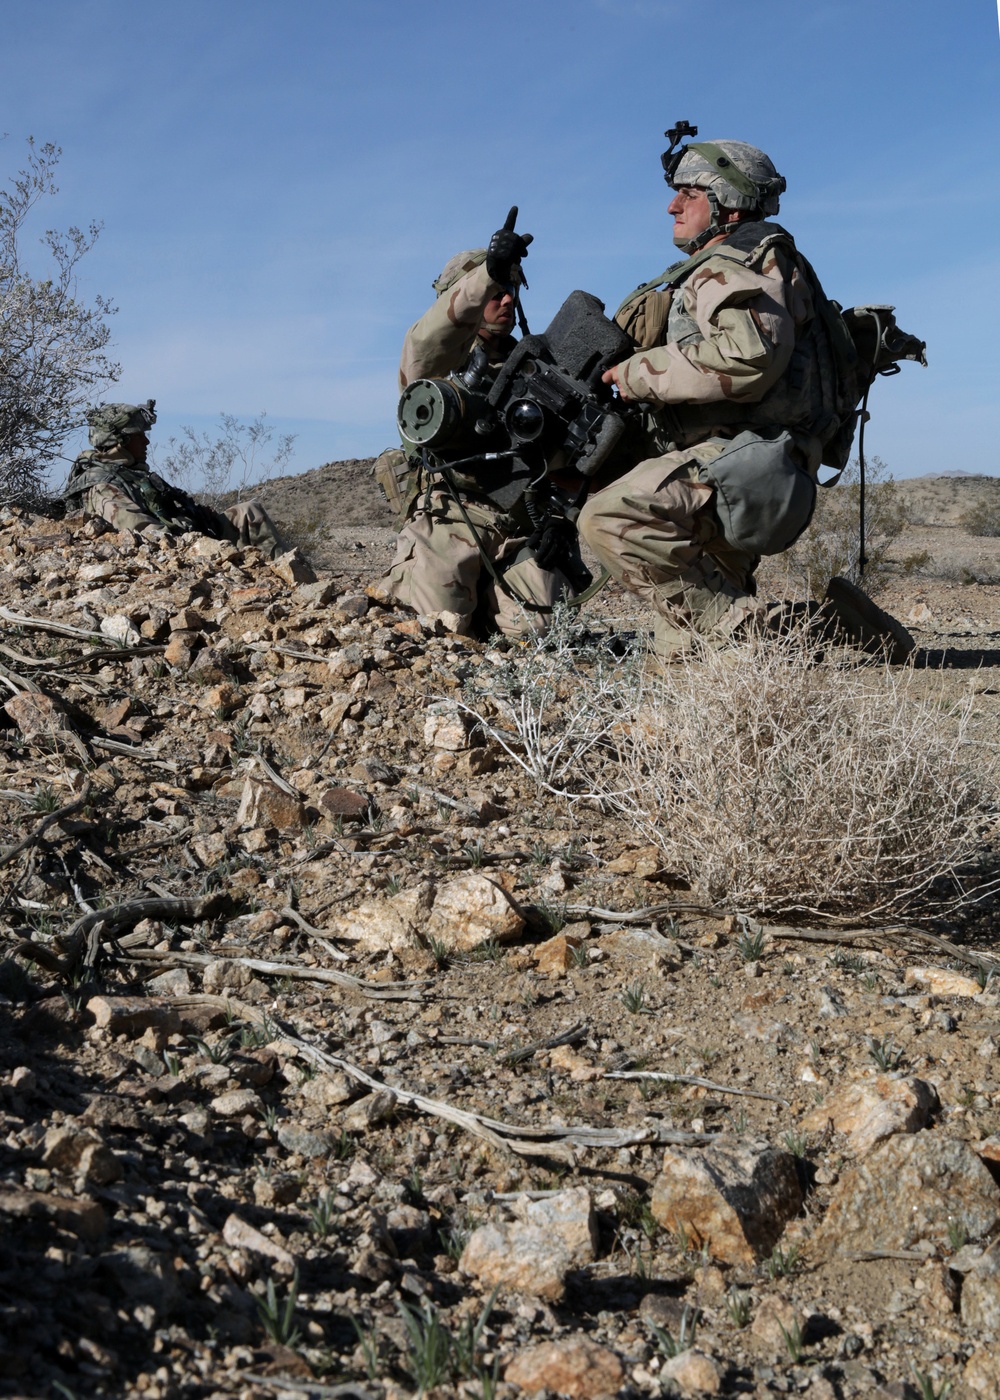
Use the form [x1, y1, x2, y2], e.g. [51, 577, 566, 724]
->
[486, 206, 533, 286]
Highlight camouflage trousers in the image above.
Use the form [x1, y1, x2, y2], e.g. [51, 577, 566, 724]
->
[578, 442, 760, 659]
[81, 483, 284, 560]
[379, 489, 570, 639]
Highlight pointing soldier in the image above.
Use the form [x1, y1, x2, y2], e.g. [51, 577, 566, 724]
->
[378, 213, 579, 638]
[64, 400, 285, 557]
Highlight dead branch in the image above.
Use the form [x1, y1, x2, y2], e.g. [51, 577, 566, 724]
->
[500, 1022, 588, 1066]
[605, 1070, 790, 1108]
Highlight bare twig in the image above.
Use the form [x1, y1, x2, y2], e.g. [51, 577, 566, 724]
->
[121, 946, 426, 1002]
[0, 607, 101, 640]
[89, 736, 179, 770]
[605, 1070, 790, 1108]
[767, 923, 1000, 978]
[500, 1022, 588, 1066]
[278, 904, 350, 962]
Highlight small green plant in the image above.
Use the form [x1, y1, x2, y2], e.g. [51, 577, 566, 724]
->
[352, 1318, 382, 1381]
[406, 1164, 425, 1204]
[427, 936, 451, 970]
[867, 1034, 904, 1072]
[736, 927, 766, 963]
[451, 1289, 497, 1380]
[255, 1269, 301, 1349]
[862, 972, 879, 992]
[332, 1128, 355, 1161]
[529, 842, 550, 866]
[189, 1034, 234, 1065]
[462, 838, 486, 868]
[463, 936, 502, 964]
[764, 1243, 800, 1279]
[398, 1298, 454, 1391]
[29, 783, 60, 813]
[384, 874, 403, 896]
[648, 1305, 699, 1359]
[783, 1127, 808, 1159]
[947, 1219, 968, 1252]
[309, 1191, 338, 1240]
[261, 1104, 279, 1133]
[240, 1014, 277, 1049]
[726, 1287, 752, 1328]
[779, 1317, 805, 1363]
[533, 898, 567, 935]
[976, 964, 996, 992]
[911, 1367, 953, 1400]
[570, 941, 589, 969]
[621, 979, 648, 1014]
[162, 1049, 182, 1077]
[442, 1224, 470, 1260]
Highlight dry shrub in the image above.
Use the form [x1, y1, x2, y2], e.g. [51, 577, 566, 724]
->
[780, 456, 908, 599]
[600, 629, 1000, 920]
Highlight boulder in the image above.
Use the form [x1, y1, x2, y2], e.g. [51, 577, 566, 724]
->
[505, 1337, 623, 1397]
[961, 1245, 1000, 1337]
[650, 1137, 802, 1265]
[235, 777, 305, 830]
[800, 1075, 938, 1155]
[905, 966, 983, 997]
[461, 1187, 598, 1301]
[331, 873, 524, 955]
[661, 1349, 721, 1395]
[0, 1185, 105, 1241]
[813, 1133, 1000, 1257]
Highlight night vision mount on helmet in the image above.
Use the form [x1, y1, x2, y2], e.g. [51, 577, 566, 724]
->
[660, 120, 786, 252]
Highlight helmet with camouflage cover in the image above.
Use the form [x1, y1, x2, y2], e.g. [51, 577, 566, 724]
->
[86, 399, 157, 450]
[670, 140, 785, 216]
[665, 135, 786, 253]
[432, 247, 524, 298]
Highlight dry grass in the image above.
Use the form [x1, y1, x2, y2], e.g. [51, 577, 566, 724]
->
[600, 629, 1000, 919]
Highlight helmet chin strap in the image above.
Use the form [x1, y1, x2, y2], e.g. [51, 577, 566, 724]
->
[673, 189, 757, 254]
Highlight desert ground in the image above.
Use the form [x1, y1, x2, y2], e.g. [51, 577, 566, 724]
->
[2, 468, 1000, 1400]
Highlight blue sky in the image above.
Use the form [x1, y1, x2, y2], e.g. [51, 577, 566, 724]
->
[3, 0, 998, 483]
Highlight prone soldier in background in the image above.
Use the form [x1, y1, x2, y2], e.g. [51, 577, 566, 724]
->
[377, 212, 579, 639]
[63, 400, 285, 558]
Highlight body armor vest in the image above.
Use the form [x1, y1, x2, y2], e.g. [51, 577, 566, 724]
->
[615, 222, 842, 469]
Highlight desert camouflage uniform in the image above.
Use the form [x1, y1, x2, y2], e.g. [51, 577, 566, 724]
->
[579, 222, 828, 657]
[65, 447, 284, 558]
[380, 257, 571, 638]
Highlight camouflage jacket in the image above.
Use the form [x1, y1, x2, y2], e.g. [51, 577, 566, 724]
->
[64, 452, 223, 537]
[614, 222, 838, 469]
[399, 260, 516, 390]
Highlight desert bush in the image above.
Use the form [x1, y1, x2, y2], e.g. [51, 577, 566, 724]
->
[600, 628, 1000, 919]
[0, 139, 119, 506]
[156, 411, 295, 504]
[783, 456, 908, 598]
[959, 500, 1000, 538]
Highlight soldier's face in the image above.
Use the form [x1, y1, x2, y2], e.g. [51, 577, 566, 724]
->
[668, 185, 712, 245]
[482, 290, 515, 331]
[125, 431, 149, 463]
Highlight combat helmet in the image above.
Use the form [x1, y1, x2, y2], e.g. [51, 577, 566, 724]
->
[86, 399, 157, 450]
[660, 121, 786, 252]
[432, 247, 525, 298]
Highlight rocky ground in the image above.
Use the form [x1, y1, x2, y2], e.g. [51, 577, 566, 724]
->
[2, 475, 1000, 1399]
